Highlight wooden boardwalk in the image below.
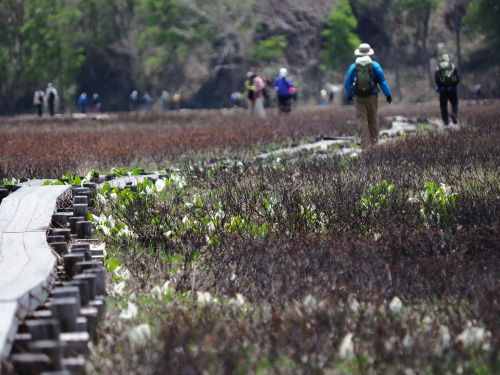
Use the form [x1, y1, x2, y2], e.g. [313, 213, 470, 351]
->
[0, 185, 70, 359]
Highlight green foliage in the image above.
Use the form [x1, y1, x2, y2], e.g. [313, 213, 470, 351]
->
[419, 182, 460, 225]
[21, 0, 86, 87]
[137, 0, 208, 66]
[360, 180, 395, 211]
[321, 0, 361, 70]
[250, 35, 288, 63]
[463, 0, 500, 44]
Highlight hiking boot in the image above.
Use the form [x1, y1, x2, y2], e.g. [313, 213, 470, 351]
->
[450, 113, 458, 124]
[443, 121, 449, 126]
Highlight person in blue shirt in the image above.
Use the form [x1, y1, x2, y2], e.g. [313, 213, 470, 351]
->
[344, 43, 392, 147]
[273, 67, 295, 116]
[78, 92, 88, 113]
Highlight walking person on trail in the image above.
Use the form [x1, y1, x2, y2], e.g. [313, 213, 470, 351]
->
[244, 71, 256, 112]
[247, 72, 267, 119]
[231, 92, 242, 108]
[142, 92, 152, 112]
[45, 82, 59, 116]
[78, 92, 88, 113]
[92, 93, 101, 113]
[173, 91, 182, 110]
[160, 91, 169, 111]
[33, 88, 44, 117]
[435, 53, 460, 126]
[474, 83, 482, 101]
[344, 43, 392, 147]
[273, 67, 295, 117]
[129, 90, 139, 111]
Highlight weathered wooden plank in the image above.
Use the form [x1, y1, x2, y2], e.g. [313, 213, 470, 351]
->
[27, 186, 69, 232]
[99, 174, 158, 189]
[0, 186, 71, 360]
[0, 232, 29, 292]
[0, 233, 56, 302]
[0, 302, 19, 358]
[3, 188, 41, 233]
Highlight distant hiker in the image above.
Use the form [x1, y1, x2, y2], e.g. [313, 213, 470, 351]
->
[142, 92, 152, 112]
[435, 42, 450, 62]
[160, 91, 169, 111]
[327, 83, 337, 104]
[475, 83, 482, 101]
[273, 67, 294, 116]
[33, 88, 44, 117]
[344, 43, 392, 147]
[173, 91, 181, 110]
[231, 92, 242, 108]
[319, 89, 328, 106]
[129, 90, 139, 111]
[78, 92, 88, 113]
[92, 93, 101, 113]
[435, 53, 460, 125]
[248, 73, 266, 119]
[263, 78, 273, 108]
[244, 71, 256, 111]
[45, 82, 59, 116]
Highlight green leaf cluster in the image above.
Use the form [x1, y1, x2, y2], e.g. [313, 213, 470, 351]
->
[321, 0, 361, 70]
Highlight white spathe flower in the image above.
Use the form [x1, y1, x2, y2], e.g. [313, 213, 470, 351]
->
[402, 334, 414, 348]
[456, 324, 491, 349]
[108, 215, 116, 228]
[303, 295, 317, 309]
[96, 194, 106, 205]
[439, 325, 451, 348]
[349, 298, 360, 314]
[389, 296, 403, 313]
[118, 225, 137, 239]
[229, 293, 247, 310]
[164, 230, 173, 238]
[155, 178, 166, 192]
[113, 281, 126, 295]
[145, 184, 154, 195]
[207, 221, 216, 232]
[182, 216, 191, 229]
[229, 273, 237, 281]
[121, 269, 131, 280]
[119, 302, 138, 319]
[151, 285, 162, 299]
[100, 225, 111, 236]
[127, 324, 151, 349]
[338, 333, 355, 359]
[161, 280, 172, 295]
[196, 291, 213, 305]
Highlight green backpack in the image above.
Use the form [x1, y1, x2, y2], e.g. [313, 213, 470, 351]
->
[352, 56, 376, 96]
[438, 58, 458, 87]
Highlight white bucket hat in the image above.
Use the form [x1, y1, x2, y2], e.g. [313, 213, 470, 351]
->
[355, 43, 374, 56]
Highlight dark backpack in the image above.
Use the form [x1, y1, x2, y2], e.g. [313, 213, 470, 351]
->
[38, 93, 44, 102]
[352, 56, 376, 96]
[48, 91, 55, 103]
[438, 59, 458, 87]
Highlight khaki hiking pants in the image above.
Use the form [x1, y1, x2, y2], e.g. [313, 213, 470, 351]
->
[354, 95, 379, 146]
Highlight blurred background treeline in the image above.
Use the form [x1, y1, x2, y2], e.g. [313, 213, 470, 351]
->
[0, 0, 498, 114]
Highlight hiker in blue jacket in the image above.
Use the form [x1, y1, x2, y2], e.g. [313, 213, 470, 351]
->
[344, 43, 392, 147]
[273, 68, 295, 116]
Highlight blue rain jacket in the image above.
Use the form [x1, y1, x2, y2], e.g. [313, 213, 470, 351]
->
[273, 76, 294, 97]
[344, 59, 392, 98]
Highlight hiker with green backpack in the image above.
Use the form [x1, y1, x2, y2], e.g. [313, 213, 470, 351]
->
[435, 53, 460, 125]
[344, 43, 392, 147]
